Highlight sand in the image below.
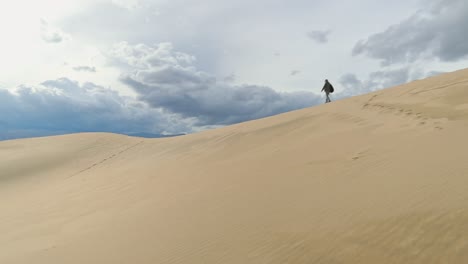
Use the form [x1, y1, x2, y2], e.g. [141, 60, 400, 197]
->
[1, 68, 468, 263]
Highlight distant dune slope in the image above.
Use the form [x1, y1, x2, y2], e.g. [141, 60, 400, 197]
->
[1, 69, 468, 263]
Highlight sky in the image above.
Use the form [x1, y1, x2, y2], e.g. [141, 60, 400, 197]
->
[1, 0, 467, 139]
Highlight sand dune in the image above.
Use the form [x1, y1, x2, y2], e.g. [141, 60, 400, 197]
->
[1, 69, 468, 263]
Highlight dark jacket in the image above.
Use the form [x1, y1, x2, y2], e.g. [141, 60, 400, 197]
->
[322, 81, 334, 94]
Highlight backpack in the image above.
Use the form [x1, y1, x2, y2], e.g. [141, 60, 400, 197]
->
[329, 84, 334, 93]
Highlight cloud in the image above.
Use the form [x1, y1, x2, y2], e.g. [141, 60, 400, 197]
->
[290, 70, 301, 76]
[111, 0, 142, 10]
[59, 0, 341, 73]
[223, 74, 236, 83]
[338, 67, 423, 97]
[307, 30, 331, 44]
[111, 42, 321, 126]
[339, 74, 362, 92]
[40, 19, 68, 43]
[110, 42, 195, 69]
[0, 78, 189, 140]
[72, 66, 97, 72]
[425, 70, 446, 78]
[352, 0, 468, 65]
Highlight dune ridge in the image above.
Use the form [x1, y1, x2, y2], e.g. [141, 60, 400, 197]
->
[1, 69, 468, 263]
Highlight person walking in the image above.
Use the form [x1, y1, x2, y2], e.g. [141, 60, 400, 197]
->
[321, 79, 334, 103]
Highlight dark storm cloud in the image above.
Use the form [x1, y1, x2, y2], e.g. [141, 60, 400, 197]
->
[0, 78, 188, 140]
[112, 42, 321, 126]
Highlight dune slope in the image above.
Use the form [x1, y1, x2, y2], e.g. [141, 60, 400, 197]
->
[1, 69, 468, 263]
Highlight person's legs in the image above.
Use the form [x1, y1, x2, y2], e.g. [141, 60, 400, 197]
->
[326, 93, 331, 103]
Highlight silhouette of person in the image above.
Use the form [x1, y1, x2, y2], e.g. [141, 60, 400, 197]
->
[321, 79, 334, 103]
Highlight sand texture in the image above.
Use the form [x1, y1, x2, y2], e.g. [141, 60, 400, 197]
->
[1, 69, 468, 263]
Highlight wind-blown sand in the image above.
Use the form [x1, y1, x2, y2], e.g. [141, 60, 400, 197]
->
[1, 69, 468, 263]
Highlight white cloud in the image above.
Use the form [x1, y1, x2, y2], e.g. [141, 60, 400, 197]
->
[59, 0, 423, 92]
[72, 66, 97, 72]
[111, 0, 144, 10]
[40, 19, 68, 43]
[109, 42, 195, 69]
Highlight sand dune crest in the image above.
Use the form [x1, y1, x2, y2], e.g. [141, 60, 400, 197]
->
[1, 69, 468, 263]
